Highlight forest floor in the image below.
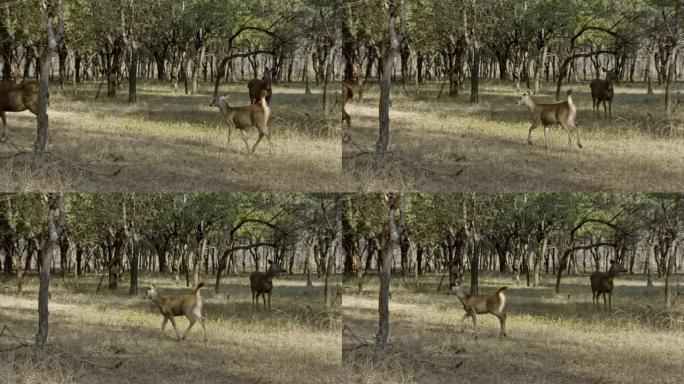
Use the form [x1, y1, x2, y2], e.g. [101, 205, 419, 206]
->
[343, 81, 684, 192]
[342, 274, 684, 384]
[0, 273, 342, 384]
[0, 81, 342, 192]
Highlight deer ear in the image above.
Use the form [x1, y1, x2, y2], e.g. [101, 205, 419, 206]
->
[268, 260, 273, 264]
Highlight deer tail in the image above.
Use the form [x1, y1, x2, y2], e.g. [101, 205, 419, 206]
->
[497, 287, 508, 293]
[194, 282, 204, 294]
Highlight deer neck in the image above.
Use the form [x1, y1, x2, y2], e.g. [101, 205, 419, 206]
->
[455, 291, 469, 306]
[524, 97, 536, 113]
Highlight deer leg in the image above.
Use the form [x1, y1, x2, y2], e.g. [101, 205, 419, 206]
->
[251, 289, 256, 308]
[224, 119, 235, 146]
[251, 133, 265, 154]
[602, 292, 607, 310]
[0, 111, 7, 142]
[602, 100, 607, 118]
[182, 315, 196, 340]
[543, 126, 549, 149]
[262, 292, 267, 310]
[241, 129, 250, 153]
[560, 122, 572, 147]
[161, 317, 168, 335]
[267, 292, 271, 311]
[496, 313, 507, 338]
[471, 314, 478, 336]
[199, 317, 207, 342]
[459, 313, 470, 332]
[573, 122, 582, 148]
[169, 316, 181, 341]
[527, 122, 539, 145]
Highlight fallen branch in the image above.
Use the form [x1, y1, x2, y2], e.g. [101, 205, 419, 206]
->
[343, 136, 465, 178]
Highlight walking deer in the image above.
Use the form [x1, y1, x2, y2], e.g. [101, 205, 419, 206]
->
[590, 260, 627, 310]
[448, 282, 508, 339]
[145, 282, 207, 342]
[0, 83, 39, 141]
[250, 260, 286, 311]
[518, 89, 582, 149]
[210, 89, 272, 154]
[341, 82, 353, 142]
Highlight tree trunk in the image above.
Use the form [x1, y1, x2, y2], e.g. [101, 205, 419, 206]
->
[470, 47, 480, 103]
[128, 46, 138, 103]
[376, 49, 394, 155]
[36, 193, 65, 347]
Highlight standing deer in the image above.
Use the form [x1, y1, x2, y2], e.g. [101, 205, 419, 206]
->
[448, 282, 508, 339]
[518, 89, 582, 149]
[0, 83, 39, 141]
[590, 67, 615, 118]
[145, 282, 207, 342]
[590, 260, 627, 310]
[250, 260, 286, 311]
[247, 67, 274, 105]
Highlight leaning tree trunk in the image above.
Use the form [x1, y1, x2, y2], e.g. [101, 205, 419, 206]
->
[375, 193, 405, 361]
[36, 193, 65, 347]
[35, 0, 64, 155]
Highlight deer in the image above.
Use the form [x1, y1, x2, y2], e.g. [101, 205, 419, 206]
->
[590, 260, 627, 311]
[341, 82, 353, 142]
[590, 68, 615, 118]
[448, 282, 508, 339]
[0, 83, 39, 142]
[210, 89, 272, 155]
[145, 282, 207, 342]
[518, 89, 582, 149]
[249, 260, 287, 311]
[247, 67, 274, 105]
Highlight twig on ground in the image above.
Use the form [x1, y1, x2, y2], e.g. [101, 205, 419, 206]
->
[343, 136, 465, 178]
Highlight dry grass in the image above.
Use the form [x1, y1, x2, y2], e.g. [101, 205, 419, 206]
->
[0, 273, 342, 384]
[343, 81, 684, 192]
[343, 273, 684, 384]
[0, 82, 342, 192]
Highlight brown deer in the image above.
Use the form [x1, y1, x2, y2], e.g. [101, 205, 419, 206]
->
[448, 282, 508, 339]
[518, 89, 582, 149]
[0, 83, 39, 141]
[247, 67, 274, 105]
[250, 260, 286, 311]
[145, 282, 207, 342]
[590, 260, 627, 310]
[210, 89, 272, 154]
[341, 82, 353, 141]
[590, 68, 615, 118]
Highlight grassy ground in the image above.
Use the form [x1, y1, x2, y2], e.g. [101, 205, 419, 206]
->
[342, 273, 684, 384]
[0, 81, 341, 192]
[0, 273, 341, 384]
[343, 81, 684, 192]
